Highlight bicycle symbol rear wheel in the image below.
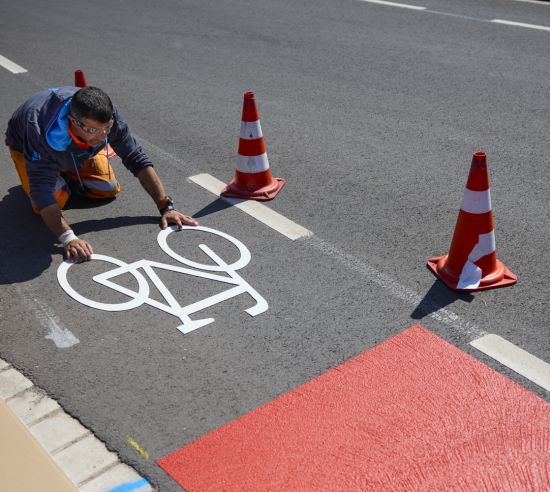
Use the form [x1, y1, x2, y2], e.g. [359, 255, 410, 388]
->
[57, 254, 150, 311]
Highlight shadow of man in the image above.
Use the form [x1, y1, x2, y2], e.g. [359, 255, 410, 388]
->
[0, 186, 159, 285]
[0, 186, 55, 284]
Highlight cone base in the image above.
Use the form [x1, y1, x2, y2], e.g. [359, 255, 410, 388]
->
[427, 255, 517, 292]
[221, 177, 285, 201]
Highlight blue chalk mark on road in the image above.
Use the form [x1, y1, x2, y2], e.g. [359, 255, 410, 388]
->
[108, 478, 150, 492]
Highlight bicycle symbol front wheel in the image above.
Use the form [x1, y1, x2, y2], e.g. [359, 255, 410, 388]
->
[57, 254, 150, 312]
[157, 225, 251, 271]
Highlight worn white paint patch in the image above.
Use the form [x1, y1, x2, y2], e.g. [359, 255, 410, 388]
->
[33, 298, 80, 348]
[45, 318, 80, 348]
[471, 334, 550, 391]
[0, 265, 80, 348]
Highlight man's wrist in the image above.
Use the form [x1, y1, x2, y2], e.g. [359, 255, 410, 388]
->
[59, 229, 79, 247]
[158, 195, 174, 215]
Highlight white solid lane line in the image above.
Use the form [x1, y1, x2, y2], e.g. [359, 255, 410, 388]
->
[492, 19, 550, 31]
[471, 334, 550, 392]
[188, 174, 313, 241]
[358, 0, 426, 10]
[0, 54, 27, 74]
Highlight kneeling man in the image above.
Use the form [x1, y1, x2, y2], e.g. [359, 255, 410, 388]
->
[5, 86, 198, 261]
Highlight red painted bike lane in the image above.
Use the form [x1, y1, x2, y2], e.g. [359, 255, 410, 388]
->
[158, 325, 550, 491]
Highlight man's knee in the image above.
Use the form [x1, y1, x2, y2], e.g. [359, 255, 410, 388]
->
[78, 153, 121, 199]
[81, 178, 121, 199]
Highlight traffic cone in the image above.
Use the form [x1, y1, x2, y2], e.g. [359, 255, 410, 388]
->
[427, 152, 516, 291]
[221, 92, 285, 201]
[74, 69, 89, 88]
[73, 69, 117, 159]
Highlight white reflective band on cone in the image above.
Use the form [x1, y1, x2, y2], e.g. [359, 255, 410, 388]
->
[457, 231, 496, 289]
[240, 121, 263, 140]
[236, 153, 270, 173]
[460, 188, 492, 214]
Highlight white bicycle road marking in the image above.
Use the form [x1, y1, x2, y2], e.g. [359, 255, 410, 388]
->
[57, 226, 268, 334]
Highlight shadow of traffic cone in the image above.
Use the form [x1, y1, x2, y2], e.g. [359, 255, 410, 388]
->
[221, 91, 285, 201]
[427, 152, 517, 292]
[73, 69, 117, 159]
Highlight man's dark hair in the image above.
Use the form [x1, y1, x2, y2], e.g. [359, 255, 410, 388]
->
[70, 87, 113, 123]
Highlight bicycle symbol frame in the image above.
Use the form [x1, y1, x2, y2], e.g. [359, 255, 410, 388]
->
[57, 226, 268, 334]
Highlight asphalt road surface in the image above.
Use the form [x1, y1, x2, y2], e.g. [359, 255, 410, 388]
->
[1, 0, 549, 490]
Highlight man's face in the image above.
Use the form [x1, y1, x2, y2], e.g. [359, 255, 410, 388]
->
[69, 115, 113, 147]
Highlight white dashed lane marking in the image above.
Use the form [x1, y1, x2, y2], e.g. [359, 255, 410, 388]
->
[511, 0, 550, 5]
[491, 18, 550, 31]
[471, 334, 550, 392]
[358, 0, 550, 33]
[358, 0, 426, 10]
[189, 173, 313, 240]
[0, 54, 27, 74]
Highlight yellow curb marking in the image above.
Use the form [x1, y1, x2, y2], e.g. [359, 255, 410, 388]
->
[127, 436, 149, 460]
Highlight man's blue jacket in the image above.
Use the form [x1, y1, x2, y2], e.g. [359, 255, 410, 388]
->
[5, 87, 152, 209]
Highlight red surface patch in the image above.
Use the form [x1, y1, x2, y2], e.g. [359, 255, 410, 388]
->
[158, 325, 550, 491]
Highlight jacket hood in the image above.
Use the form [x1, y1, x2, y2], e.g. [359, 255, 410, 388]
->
[45, 98, 72, 151]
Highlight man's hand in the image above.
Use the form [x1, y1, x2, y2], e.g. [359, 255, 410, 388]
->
[65, 238, 94, 262]
[161, 210, 199, 230]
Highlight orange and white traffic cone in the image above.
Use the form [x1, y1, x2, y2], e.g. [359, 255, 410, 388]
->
[427, 152, 517, 291]
[221, 91, 285, 201]
[73, 69, 117, 159]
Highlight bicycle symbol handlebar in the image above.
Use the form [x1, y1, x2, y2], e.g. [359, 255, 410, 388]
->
[57, 226, 268, 334]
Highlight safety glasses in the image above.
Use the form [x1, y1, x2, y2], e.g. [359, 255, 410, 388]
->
[70, 115, 113, 135]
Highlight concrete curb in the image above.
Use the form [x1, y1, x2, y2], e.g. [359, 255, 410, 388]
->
[0, 358, 153, 492]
